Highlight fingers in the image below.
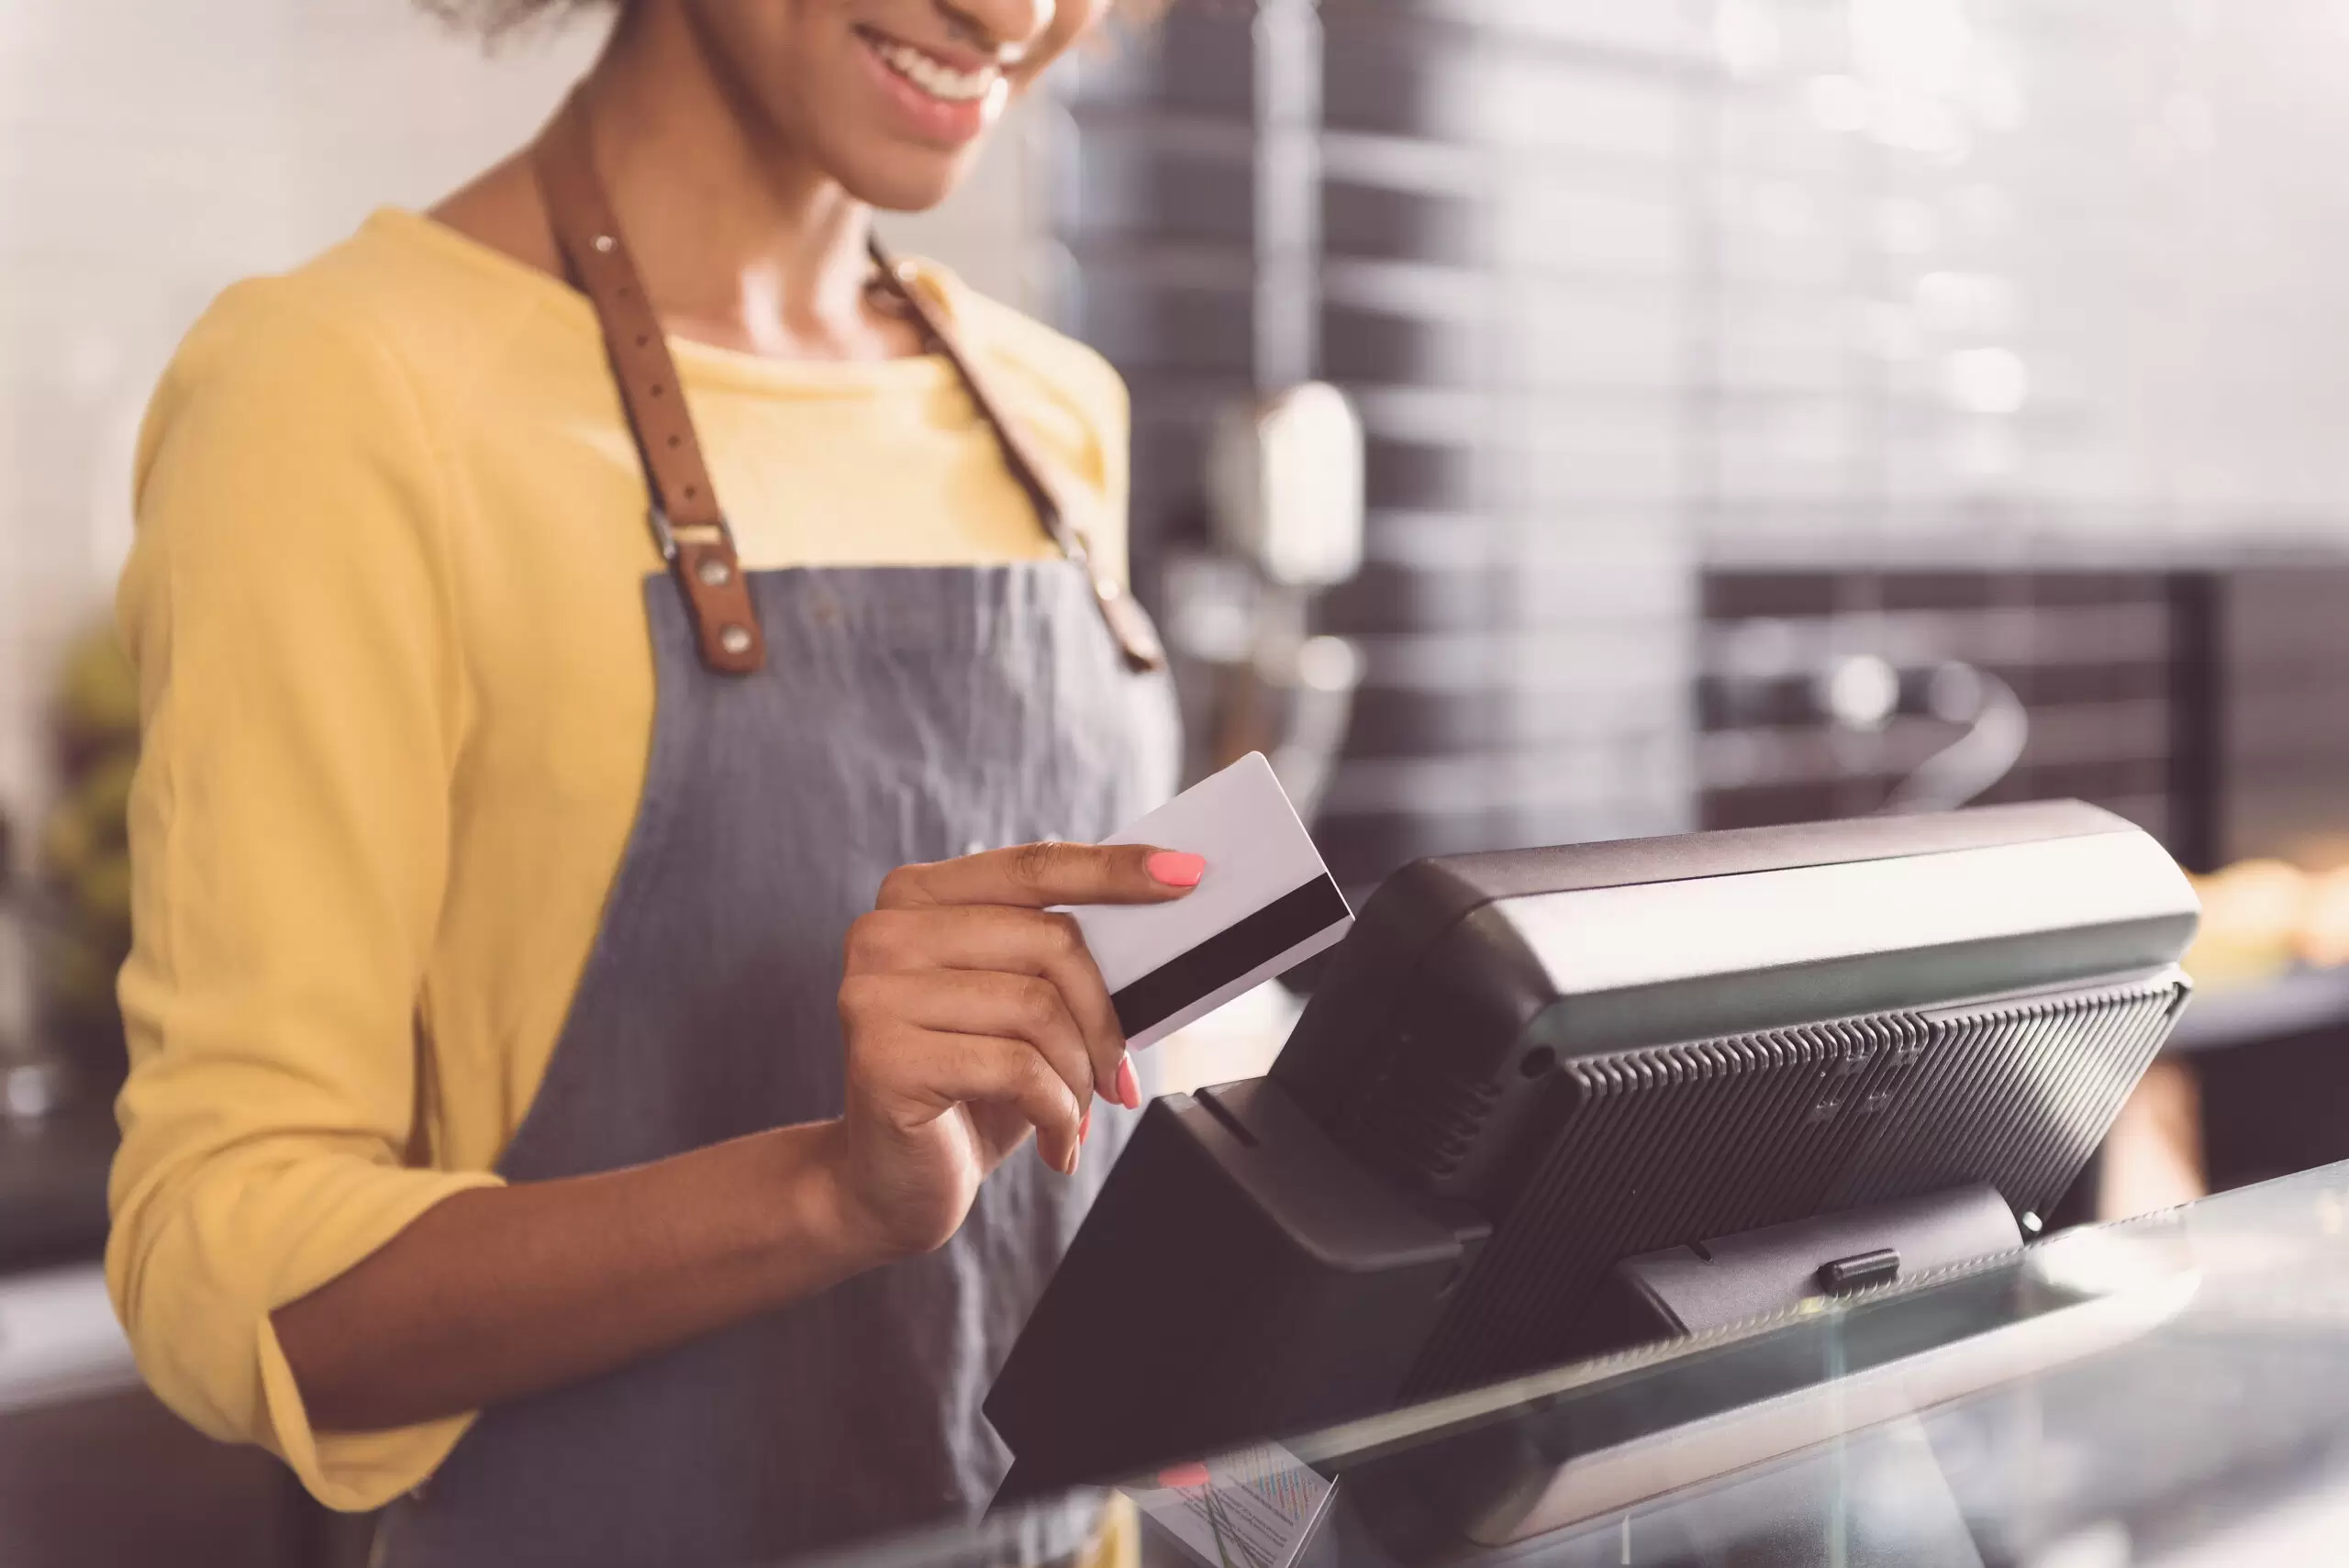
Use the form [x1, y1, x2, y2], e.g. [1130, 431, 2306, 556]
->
[841, 970, 1096, 1154]
[846, 840, 1193, 1128]
[877, 841, 1206, 912]
[845, 906, 1133, 1108]
[916, 1030, 1087, 1175]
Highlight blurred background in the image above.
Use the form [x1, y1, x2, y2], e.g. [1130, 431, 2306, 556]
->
[6, 0, 2349, 1562]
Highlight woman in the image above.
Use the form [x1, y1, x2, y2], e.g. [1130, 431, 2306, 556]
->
[105, 2, 1193, 1563]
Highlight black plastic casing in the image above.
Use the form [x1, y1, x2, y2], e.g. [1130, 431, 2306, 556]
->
[1573, 1184, 2023, 1356]
[987, 1078, 1486, 1499]
[986, 801, 2199, 1498]
[1275, 801, 2199, 1202]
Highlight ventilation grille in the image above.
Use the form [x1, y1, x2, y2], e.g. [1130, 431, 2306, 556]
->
[1400, 973, 2185, 1399]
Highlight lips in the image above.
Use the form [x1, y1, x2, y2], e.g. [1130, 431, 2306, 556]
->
[854, 26, 1003, 106]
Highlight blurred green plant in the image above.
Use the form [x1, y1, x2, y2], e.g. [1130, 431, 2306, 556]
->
[37, 626, 139, 1082]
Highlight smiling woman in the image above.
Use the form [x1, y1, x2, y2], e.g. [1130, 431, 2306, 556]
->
[106, 0, 1189, 1563]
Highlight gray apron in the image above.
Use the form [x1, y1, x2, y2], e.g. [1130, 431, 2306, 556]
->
[379, 559, 1178, 1567]
[379, 104, 1177, 1565]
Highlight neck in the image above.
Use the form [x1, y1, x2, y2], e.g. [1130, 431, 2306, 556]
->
[573, 10, 891, 360]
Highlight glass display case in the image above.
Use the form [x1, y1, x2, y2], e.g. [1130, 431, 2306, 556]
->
[807, 1160, 2349, 1568]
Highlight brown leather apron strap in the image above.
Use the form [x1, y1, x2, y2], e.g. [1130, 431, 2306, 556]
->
[867, 239, 1164, 673]
[532, 94, 764, 674]
[530, 92, 1163, 676]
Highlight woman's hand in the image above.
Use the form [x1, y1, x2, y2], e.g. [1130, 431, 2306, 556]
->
[827, 841, 1206, 1257]
[271, 840, 1205, 1433]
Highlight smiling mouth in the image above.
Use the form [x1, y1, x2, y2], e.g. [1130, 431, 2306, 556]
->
[854, 26, 1004, 106]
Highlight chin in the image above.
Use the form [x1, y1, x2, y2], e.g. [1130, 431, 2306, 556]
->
[829, 143, 986, 215]
[841, 164, 969, 216]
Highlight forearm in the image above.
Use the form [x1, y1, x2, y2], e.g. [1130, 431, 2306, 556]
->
[273, 1120, 887, 1433]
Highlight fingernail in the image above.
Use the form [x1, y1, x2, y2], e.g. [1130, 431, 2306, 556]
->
[1064, 1140, 1082, 1176]
[1148, 851, 1206, 888]
[1080, 1106, 1093, 1144]
[1116, 1055, 1141, 1110]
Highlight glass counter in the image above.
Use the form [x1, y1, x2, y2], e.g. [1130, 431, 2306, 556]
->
[799, 1161, 2349, 1568]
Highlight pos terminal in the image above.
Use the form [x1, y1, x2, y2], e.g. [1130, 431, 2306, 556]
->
[986, 800, 2199, 1498]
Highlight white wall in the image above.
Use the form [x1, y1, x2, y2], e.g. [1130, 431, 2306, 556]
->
[0, 0, 1044, 842]
[0, 2, 579, 835]
[1685, 0, 2349, 557]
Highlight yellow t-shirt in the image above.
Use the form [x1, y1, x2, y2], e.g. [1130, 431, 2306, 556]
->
[105, 208, 1130, 1512]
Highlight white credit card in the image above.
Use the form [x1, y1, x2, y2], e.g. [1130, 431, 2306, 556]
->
[1069, 751, 1353, 1051]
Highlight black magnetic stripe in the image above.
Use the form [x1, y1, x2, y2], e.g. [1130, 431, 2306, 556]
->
[1111, 874, 1352, 1037]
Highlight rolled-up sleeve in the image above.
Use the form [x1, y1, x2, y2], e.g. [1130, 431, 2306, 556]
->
[105, 280, 503, 1510]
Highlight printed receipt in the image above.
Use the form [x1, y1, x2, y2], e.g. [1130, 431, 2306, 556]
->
[1123, 1442, 1337, 1568]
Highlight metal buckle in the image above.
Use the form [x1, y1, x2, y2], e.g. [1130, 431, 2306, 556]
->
[651, 504, 730, 559]
[648, 502, 680, 562]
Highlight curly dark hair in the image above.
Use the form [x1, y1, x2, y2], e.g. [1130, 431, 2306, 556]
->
[417, 0, 1173, 37]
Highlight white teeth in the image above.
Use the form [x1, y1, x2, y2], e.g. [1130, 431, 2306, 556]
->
[870, 36, 997, 105]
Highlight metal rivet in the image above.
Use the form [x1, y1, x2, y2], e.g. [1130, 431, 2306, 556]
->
[718, 625, 752, 656]
[1095, 576, 1124, 602]
[593, 234, 615, 254]
[961, 839, 986, 859]
[696, 556, 732, 588]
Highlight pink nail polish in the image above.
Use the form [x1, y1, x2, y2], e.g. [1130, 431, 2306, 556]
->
[1147, 851, 1207, 888]
[1116, 1055, 1141, 1110]
[1080, 1107, 1093, 1144]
